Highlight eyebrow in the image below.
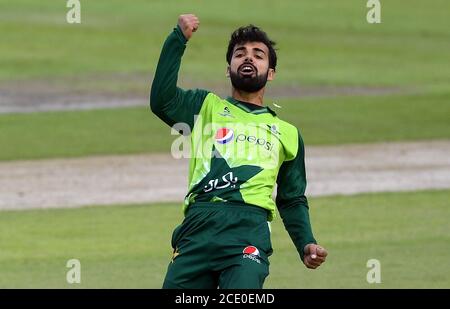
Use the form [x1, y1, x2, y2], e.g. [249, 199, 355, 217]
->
[253, 47, 266, 55]
[234, 46, 267, 55]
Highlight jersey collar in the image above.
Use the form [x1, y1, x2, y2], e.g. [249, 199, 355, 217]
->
[226, 97, 277, 116]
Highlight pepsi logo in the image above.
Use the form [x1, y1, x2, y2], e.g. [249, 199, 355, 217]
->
[243, 246, 260, 257]
[215, 127, 234, 144]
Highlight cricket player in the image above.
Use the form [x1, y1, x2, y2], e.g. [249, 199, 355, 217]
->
[150, 14, 327, 289]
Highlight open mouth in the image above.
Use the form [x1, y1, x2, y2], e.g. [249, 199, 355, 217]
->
[238, 64, 256, 76]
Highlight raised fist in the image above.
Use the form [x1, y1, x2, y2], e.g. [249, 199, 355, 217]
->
[178, 14, 199, 41]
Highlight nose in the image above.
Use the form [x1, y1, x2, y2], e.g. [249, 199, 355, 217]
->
[244, 55, 254, 63]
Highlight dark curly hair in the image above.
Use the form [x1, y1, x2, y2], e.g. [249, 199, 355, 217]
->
[226, 25, 277, 71]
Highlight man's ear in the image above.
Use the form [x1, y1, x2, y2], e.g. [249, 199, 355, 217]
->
[226, 66, 230, 78]
[267, 68, 275, 81]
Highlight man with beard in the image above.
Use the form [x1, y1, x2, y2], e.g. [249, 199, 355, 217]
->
[150, 14, 327, 289]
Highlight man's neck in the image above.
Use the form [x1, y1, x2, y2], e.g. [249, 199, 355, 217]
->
[231, 88, 265, 106]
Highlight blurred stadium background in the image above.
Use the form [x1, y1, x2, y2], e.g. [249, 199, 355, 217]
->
[0, 0, 449, 288]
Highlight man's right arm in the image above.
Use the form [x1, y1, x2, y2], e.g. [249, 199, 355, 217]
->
[276, 130, 327, 269]
[276, 131, 316, 262]
[150, 15, 208, 131]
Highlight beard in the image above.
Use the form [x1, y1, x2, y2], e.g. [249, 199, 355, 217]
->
[229, 69, 269, 93]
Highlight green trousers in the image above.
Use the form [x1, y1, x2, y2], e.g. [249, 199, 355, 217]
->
[162, 202, 273, 289]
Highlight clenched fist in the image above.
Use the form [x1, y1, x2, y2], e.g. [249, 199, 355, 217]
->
[303, 244, 328, 269]
[178, 14, 200, 41]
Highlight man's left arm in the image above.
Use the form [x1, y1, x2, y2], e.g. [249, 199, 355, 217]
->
[276, 130, 328, 269]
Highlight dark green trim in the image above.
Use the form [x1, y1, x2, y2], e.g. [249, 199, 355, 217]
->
[187, 201, 269, 217]
[226, 97, 277, 116]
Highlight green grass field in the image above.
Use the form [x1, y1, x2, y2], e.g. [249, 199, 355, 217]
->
[1, 0, 448, 290]
[1, 0, 449, 160]
[0, 190, 448, 288]
[1, 0, 449, 161]
[1, 0, 449, 88]
[1, 92, 449, 161]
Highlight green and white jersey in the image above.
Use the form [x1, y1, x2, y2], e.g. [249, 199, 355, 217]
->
[185, 93, 299, 221]
[150, 26, 316, 258]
